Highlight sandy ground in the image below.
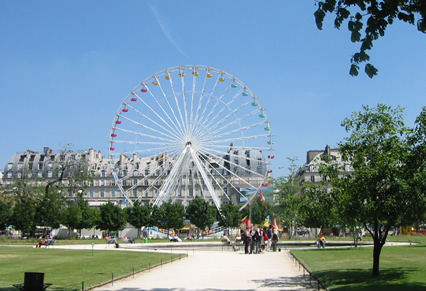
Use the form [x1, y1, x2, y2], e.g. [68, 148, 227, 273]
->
[90, 247, 316, 291]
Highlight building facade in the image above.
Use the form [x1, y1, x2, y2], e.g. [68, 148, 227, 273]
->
[2, 146, 268, 208]
[297, 145, 353, 191]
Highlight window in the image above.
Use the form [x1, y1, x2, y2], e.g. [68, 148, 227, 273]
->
[310, 175, 315, 182]
[17, 163, 23, 170]
[111, 190, 116, 198]
[68, 190, 73, 197]
[100, 190, 105, 198]
[7, 163, 13, 170]
[89, 190, 94, 198]
[133, 189, 138, 197]
[47, 171, 52, 178]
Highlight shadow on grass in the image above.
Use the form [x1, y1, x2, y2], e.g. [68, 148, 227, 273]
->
[315, 267, 425, 291]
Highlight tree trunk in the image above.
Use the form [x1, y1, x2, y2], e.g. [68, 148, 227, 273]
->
[372, 239, 384, 276]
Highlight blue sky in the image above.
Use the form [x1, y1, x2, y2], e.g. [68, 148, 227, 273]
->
[1, 1, 425, 178]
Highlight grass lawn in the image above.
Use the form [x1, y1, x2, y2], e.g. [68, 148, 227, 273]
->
[0, 247, 183, 291]
[292, 244, 426, 290]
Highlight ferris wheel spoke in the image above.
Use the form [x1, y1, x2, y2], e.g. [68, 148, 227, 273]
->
[125, 102, 183, 140]
[199, 147, 270, 178]
[199, 83, 232, 128]
[203, 109, 263, 140]
[113, 126, 176, 143]
[208, 122, 269, 141]
[202, 90, 243, 131]
[116, 114, 179, 142]
[204, 99, 255, 133]
[132, 91, 184, 138]
[165, 75, 187, 136]
[154, 72, 187, 136]
[153, 147, 188, 207]
[198, 152, 266, 193]
[189, 147, 222, 214]
[197, 71, 224, 126]
[110, 145, 178, 157]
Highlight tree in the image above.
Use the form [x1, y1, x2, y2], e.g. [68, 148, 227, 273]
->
[151, 201, 185, 235]
[321, 104, 425, 276]
[62, 193, 97, 238]
[96, 202, 127, 235]
[10, 199, 37, 236]
[125, 201, 152, 238]
[186, 197, 216, 237]
[405, 106, 426, 226]
[217, 202, 242, 229]
[314, 0, 426, 78]
[273, 157, 304, 239]
[249, 193, 272, 226]
[0, 199, 12, 231]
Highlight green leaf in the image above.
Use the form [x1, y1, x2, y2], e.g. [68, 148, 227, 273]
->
[314, 8, 326, 30]
[351, 30, 361, 42]
[365, 63, 378, 78]
[349, 64, 359, 76]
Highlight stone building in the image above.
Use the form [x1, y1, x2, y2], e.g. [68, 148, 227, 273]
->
[2, 146, 268, 208]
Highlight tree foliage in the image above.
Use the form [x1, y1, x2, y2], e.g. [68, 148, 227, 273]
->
[318, 104, 425, 277]
[314, 0, 426, 78]
[0, 199, 12, 230]
[62, 193, 98, 238]
[125, 201, 152, 238]
[273, 157, 304, 238]
[96, 202, 127, 234]
[151, 201, 185, 233]
[186, 197, 217, 232]
[217, 202, 242, 228]
[250, 194, 272, 226]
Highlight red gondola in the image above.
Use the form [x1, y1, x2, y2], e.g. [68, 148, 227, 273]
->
[122, 108, 128, 112]
[110, 147, 115, 151]
[141, 88, 148, 93]
[131, 97, 137, 102]
[111, 133, 117, 137]
[115, 120, 122, 124]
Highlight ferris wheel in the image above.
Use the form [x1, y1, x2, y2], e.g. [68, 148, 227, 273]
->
[109, 65, 273, 213]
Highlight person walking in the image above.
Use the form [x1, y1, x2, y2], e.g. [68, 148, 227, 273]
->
[243, 228, 252, 254]
[250, 226, 259, 254]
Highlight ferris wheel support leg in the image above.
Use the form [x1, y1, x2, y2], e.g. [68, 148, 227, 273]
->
[152, 147, 188, 208]
[189, 147, 223, 218]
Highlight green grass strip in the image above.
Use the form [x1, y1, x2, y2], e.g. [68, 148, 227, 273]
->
[0, 247, 183, 290]
[292, 245, 426, 290]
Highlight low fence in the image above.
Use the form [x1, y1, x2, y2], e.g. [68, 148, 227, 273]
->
[62, 253, 187, 291]
[287, 250, 327, 291]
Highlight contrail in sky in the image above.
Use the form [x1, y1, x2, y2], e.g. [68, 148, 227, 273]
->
[150, 5, 188, 57]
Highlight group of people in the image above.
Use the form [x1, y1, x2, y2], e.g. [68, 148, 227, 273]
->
[241, 225, 278, 254]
